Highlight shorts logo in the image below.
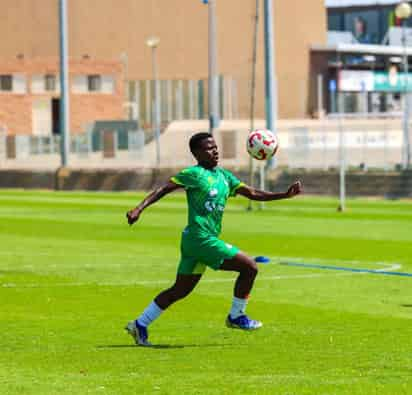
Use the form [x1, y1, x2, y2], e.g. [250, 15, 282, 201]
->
[225, 243, 233, 249]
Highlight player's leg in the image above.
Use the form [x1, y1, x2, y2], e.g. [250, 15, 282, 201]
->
[220, 252, 262, 330]
[220, 252, 258, 298]
[126, 274, 202, 346]
[154, 273, 202, 309]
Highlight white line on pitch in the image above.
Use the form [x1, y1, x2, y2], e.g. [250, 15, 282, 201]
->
[0, 262, 402, 288]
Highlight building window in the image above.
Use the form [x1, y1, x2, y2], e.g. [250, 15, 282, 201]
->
[87, 75, 101, 92]
[341, 9, 380, 44]
[45, 74, 56, 91]
[0, 75, 13, 91]
[328, 11, 344, 31]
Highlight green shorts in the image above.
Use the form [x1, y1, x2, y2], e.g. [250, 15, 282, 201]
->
[177, 231, 239, 275]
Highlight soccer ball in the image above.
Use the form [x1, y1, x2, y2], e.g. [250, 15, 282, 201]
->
[246, 129, 278, 160]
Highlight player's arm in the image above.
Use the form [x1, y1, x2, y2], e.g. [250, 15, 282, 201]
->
[126, 180, 182, 225]
[236, 181, 302, 201]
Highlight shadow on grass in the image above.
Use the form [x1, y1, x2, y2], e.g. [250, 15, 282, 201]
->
[400, 304, 412, 308]
[96, 343, 237, 350]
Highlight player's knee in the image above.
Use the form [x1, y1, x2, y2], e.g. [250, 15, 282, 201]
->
[250, 262, 258, 277]
[243, 259, 258, 277]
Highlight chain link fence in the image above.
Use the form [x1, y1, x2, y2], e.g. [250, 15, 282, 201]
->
[0, 118, 408, 172]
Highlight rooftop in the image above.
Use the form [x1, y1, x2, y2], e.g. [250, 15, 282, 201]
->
[326, 0, 401, 8]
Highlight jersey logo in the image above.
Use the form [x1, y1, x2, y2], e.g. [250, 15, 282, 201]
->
[209, 188, 218, 197]
[205, 200, 225, 213]
[205, 201, 216, 212]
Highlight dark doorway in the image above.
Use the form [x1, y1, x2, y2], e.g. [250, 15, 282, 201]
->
[52, 98, 60, 135]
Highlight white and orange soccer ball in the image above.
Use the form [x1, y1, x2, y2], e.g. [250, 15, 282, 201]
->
[246, 129, 279, 160]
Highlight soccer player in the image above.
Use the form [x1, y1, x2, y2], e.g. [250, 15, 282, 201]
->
[125, 132, 302, 346]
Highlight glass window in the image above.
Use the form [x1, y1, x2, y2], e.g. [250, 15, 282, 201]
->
[87, 75, 101, 92]
[342, 92, 359, 113]
[0, 75, 13, 91]
[45, 74, 56, 91]
[344, 10, 380, 44]
[328, 11, 343, 31]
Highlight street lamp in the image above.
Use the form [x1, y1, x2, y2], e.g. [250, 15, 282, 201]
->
[146, 36, 161, 166]
[207, 0, 219, 135]
[59, 0, 70, 168]
[395, 1, 412, 168]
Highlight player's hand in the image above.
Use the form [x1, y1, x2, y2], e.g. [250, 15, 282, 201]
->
[286, 181, 302, 198]
[126, 208, 141, 226]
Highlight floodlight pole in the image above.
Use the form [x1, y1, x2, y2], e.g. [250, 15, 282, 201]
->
[59, 0, 70, 167]
[208, 0, 220, 134]
[151, 46, 161, 167]
[264, 0, 277, 140]
[146, 36, 161, 166]
[396, 1, 412, 169]
[401, 20, 411, 169]
[337, 53, 346, 212]
[260, 0, 278, 209]
[247, 0, 261, 212]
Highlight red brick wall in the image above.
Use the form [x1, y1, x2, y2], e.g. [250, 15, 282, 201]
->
[0, 95, 32, 134]
[0, 57, 125, 134]
[0, 0, 327, 119]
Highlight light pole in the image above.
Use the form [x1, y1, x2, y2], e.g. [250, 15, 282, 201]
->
[337, 54, 346, 212]
[58, 0, 70, 167]
[207, 0, 219, 135]
[258, 0, 278, 209]
[146, 36, 161, 166]
[395, 1, 412, 169]
[264, 0, 277, 137]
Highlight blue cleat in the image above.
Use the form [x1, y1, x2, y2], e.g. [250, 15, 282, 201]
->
[254, 256, 270, 264]
[226, 314, 263, 330]
[125, 320, 151, 346]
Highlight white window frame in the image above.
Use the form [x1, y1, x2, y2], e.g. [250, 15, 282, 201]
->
[101, 75, 115, 94]
[72, 74, 115, 94]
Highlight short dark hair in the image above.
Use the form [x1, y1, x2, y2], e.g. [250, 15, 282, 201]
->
[189, 132, 212, 154]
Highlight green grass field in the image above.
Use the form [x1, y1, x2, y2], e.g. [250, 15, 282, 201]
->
[0, 189, 411, 394]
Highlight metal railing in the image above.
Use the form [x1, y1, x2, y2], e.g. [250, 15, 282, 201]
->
[0, 119, 408, 171]
[127, 76, 239, 126]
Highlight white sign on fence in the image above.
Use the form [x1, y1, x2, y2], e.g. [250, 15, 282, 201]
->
[284, 130, 402, 149]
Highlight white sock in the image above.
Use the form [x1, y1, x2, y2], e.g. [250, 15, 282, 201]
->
[229, 296, 248, 319]
[136, 301, 163, 327]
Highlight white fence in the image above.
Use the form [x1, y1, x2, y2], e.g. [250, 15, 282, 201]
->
[0, 119, 407, 171]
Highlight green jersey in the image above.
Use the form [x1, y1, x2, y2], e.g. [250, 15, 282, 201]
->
[171, 165, 244, 237]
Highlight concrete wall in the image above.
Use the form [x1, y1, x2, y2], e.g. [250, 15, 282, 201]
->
[1, 168, 411, 198]
[271, 170, 412, 198]
[0, 169, 56, 189]
[0, 0, 327, 119]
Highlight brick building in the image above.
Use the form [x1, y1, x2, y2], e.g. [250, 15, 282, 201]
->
[0, 57, 124, 135]
[0, 0, 327, 134]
